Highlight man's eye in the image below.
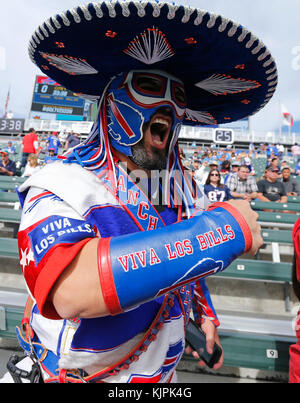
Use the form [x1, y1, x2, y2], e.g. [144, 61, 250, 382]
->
[174, 86, 186, 104]
[136, 76, 163, 92]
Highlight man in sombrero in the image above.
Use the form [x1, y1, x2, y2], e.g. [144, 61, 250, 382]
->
[4, 0, 275, 383]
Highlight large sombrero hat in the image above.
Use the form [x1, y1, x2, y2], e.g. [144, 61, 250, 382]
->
[28, 0, 277, 126]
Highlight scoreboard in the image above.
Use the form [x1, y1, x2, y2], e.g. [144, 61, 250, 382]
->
[213, 129, 234, 145]
[0, 118, 25, 133]
[30, 76, 92, 121]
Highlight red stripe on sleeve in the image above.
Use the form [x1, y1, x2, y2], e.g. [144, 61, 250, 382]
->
[208, 202, 253, 252]
[97, 237, 122, 315]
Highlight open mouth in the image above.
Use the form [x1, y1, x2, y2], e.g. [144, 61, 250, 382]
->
[149, 116, 172, 149]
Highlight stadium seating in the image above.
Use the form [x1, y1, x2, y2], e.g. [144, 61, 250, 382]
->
[182, 328, 294, 373]
[288, 196, 300, 203]
[252, 157, 267, 178]
[258, 211, 299, 226]
[216, 259, 291, 283]
[261, 229, 293, 244]
[0, 306, 24, 340]
[0, 192, 19, 206]
[251, 200, 300, 212]
[0, 208, 21, 224]
[0, 238, 18, 258]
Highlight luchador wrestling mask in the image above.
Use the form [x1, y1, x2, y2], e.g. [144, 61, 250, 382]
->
[106, 70, 187, 157]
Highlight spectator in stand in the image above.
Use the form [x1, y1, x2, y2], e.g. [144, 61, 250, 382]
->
[280, 160, 292, 171]
[231, 160, 241, 173]
[257, 166, 287, 203]
[65, 132, 81, 150]
[281, 166, 300, 196]
[47, 132, 61, 155]
[22, 154, 41, 178]
[220, 160, 231, 174]
[200, 160, 221, 185]
[21, 128, 39, 168]
[243, 155, 255, 176]
[193, 159, 208, 184]
[191, 151, 199, 161]
[266, 143, 273, 159]
[59, 130, 69, 149]
[204, 169, 233, 203]
[224, 161, 241, 184]
[267, 157, 281, 172]
[191, 159, 201, 173]
[0, 150, 16, 176]
[248, 142, 255, 152]
[6, 141, 16, 156]
[44, 148, 57, 164]
[227, 164, 258, 202]
[272, 143, 279, 157]
[277, 143, 284, 159]
[292, 143, 300, 164]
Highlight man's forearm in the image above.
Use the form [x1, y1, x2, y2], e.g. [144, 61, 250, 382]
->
[231, 191, 244, 199]
[51, 203, 253, 319]
[98, 203, 252, 315]
[257, 193, 270, 202]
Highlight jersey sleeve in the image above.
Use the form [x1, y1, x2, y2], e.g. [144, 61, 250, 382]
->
[18, 186, 97, 319]
[192, 278, 220, 327]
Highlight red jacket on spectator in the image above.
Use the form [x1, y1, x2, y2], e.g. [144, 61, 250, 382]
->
[22, 131, 38, 154]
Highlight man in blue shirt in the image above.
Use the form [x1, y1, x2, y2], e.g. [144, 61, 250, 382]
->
[47, 132, 61, 155]
[0, 150, 16, 176]
[6, 141, 16, 156]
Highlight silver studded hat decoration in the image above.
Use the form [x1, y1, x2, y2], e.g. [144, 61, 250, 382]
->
[28, 0, 278, 126]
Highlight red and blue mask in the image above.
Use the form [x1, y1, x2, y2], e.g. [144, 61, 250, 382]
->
[106, 70, 187, 157]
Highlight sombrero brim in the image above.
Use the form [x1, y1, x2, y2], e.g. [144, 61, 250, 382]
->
[28, 1, 277, 126]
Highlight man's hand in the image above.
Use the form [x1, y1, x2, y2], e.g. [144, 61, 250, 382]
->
[225, 199, 263, 255]
[243, 193, 251, 202]
[185, 318, 224, 370]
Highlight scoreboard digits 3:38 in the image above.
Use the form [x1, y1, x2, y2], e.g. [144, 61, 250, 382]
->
[0, 118, 25, 133]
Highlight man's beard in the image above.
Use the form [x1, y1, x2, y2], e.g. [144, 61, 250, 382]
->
[129, 107, 173, 171]
[130, 132, 168, 170]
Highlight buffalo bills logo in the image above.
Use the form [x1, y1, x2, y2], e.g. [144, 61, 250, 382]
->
[174, 258, 224, 285]
[157, 258, 224, 297]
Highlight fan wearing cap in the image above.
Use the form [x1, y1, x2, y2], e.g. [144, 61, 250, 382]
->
[0, 150, 16, 176]
[257, 166, 287, 203]
[5, 1, 277, 384]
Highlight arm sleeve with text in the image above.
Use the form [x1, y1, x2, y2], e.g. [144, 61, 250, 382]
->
[18, 186, 96, 319]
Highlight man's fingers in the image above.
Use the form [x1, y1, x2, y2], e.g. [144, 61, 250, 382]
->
[206, 335, 214, 355]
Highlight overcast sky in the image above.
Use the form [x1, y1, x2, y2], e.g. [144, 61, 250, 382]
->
[0, 0, 299, 133]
